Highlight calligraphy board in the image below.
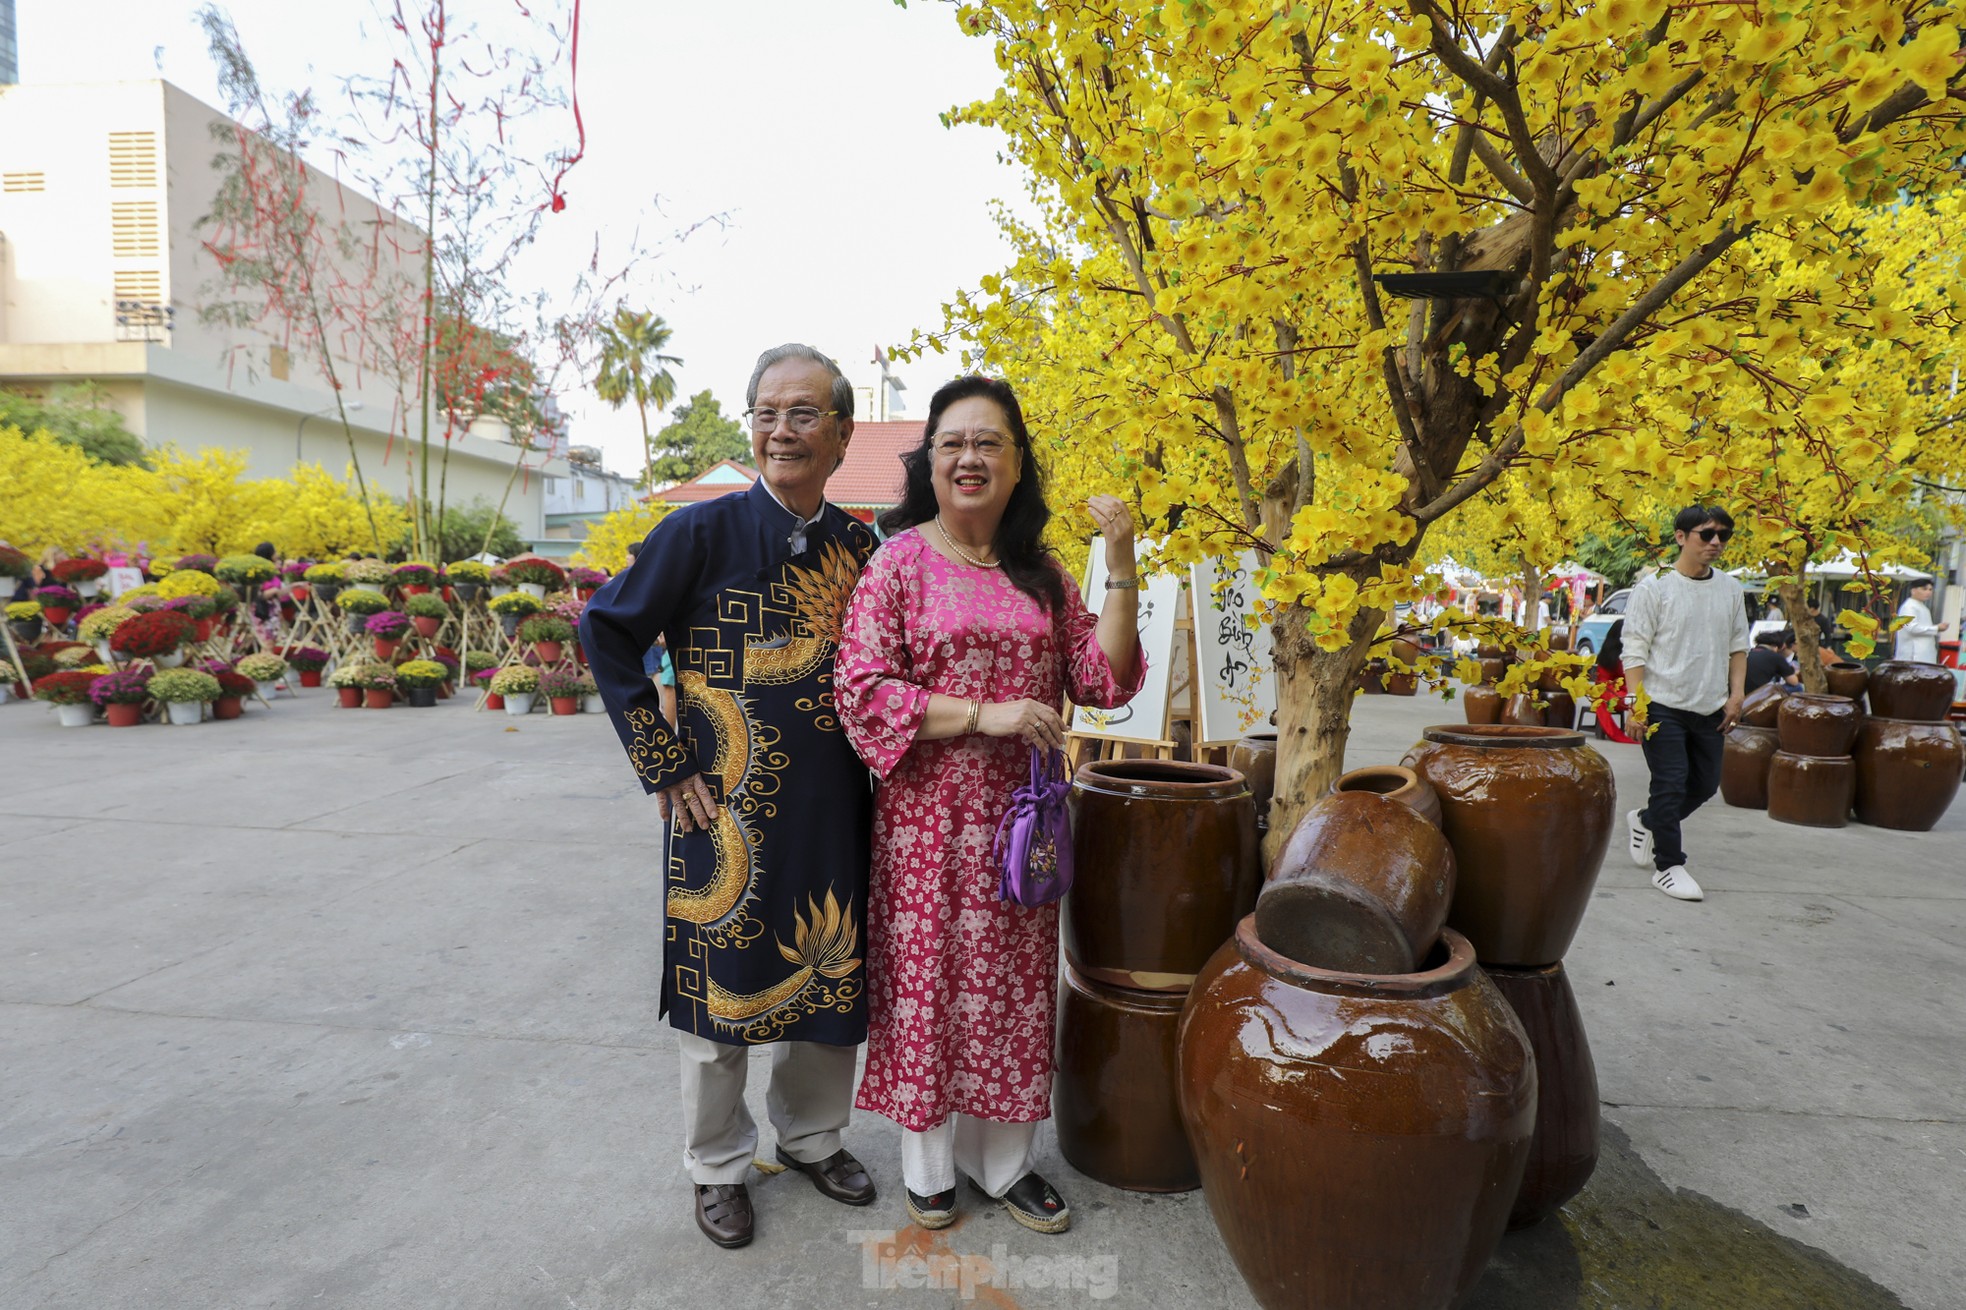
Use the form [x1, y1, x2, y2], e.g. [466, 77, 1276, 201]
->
[1070, 541, 1181, 744]
[1191, 552, 1276, 744]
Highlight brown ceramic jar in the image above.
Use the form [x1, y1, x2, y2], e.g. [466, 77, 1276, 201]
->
[1824, 664, 1869, 704]
[1867, 661, 1958, 722]
[1229, 731, 1279, 836]
[1463, 685, 1503, 725]
[1067, 760, 1258, 992]
[1766, 750, 1854, 828]
[1358, 659, 1389, 694]
[1484, 961, 1599, 1230]
[1401, 725, 1617, 968]
[1258, 789, 1457, 974]
[1853, 717, 1964, 831]
[1720, 725, 1781, 810]
[1330, 764, 1442, 828]
[1054, 964, 1198, 1192]
[1543, 690, 1577, 731]
[1739, 681, 1789, 729]
[1477, 643, 1507, 661]
[1478, 657, 1508, 684]
[1501, 692, 1544, 726]
[1777, 693, 1859, 757]
[1178, 921, 1535, 1310]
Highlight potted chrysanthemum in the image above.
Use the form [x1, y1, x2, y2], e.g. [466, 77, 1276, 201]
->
[539, 666, 583, 715]
[446, 560, 491, 603]
[111, 609, 196, 667]
[32, 585, 81, 627]
[148, 667, 221, 725]
[394, 659, 446, 708]
[89, 666, 152, 726]
[237, 652, 290, 700]
[489, 664, 540, 716]
[52, 556, 110, 599]
[393, 561, 439, 594]
[7, 600, 44, 643]
[502, 557, 566, 599]
[517, 614, 574, 664]
[282, 645, 330, 687]
[335, 588, 391, 635]
[578, 671, 604, 714]
[211, 667, 256, 719]
[365, 610, 411, 660]
[403, 592, 450, 638]
[326, 661, 367, 709]
[34, 669, 103, 727]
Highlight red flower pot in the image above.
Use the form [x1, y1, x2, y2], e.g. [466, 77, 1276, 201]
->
[574, 644, 587, 666]
[441, 586, 455, 603]
[435, 645, 458, 660]
[550, 695, 578, 715]
[577, 587, 596, 601]
[363, 688, 393, 709]
[44, 606, 74, 626]
[401, 584, 432, 595]
[106, 702, 144, 727]
[337, 687, 362, 708]
[299, 670, 323, 688]
[213, 695, 244, 720]
[412, 616, 442, 638]
[485, 692, 505, 711]
[533, 640, 564, 664]
[292, 584, 311, 602]
[373, 638, 400, 660]
[280, 603, 297, 620]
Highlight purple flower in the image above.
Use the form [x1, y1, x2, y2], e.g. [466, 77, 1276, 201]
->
[365, 610, 411, 639]
[89, 668, 153, 707]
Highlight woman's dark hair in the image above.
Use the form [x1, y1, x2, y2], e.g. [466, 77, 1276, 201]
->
[880, 376, 1065, 614]
[1672, 504, 1734, 535]
[1595, 618, 1625, 672]
[253, 541, 276, 560]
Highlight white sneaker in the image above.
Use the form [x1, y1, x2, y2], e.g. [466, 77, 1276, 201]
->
[1627, 808, 1653, 868]
[1652, 865, 1704, 901]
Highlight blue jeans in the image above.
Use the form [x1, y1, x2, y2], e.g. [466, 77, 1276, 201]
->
[1639, 703, 1725, 871]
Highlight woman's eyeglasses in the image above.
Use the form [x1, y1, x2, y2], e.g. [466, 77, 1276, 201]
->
[1694, 528, 1733, 542]
[932, 432, 1010, 459]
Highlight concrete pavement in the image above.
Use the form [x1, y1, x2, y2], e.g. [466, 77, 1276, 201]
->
[0, 687, 1959, 1308]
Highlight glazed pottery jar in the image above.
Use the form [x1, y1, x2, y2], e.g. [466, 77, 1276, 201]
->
[1067, 761, 1258, 992]
[1501, 692, 1544, 726]
[1358, 659, 1389, 694]
[1867, 661, 1958, 722]
[1484, 962, 1599, 1230]
[1776, 693, 1859, 757]
[1462, 685, 1502, 725]
[1823, 664, 1869, 704]
[1329, 764, 1442, 828]
[1258, 789, 1456, 974]
[1853, 717, 1964, 831]
[1766, 751, 1854, 828]
[1229, 732, 1279, 835]
[1477, 643, 1507, 661]
[1054, 964, 1197, 1192]
[1543, 691, 1577, 731]
[1739, 682, 1789, 729]
[1401, 725, 1616, 968]
[1720, 726, 1781, 810]
[1478, 657, 1508, 684]
[1178, 920, 1534, 1310]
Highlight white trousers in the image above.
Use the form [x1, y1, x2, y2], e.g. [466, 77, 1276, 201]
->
[901, 1115, 1037, 1198]
[676, 1031, 858, 1185]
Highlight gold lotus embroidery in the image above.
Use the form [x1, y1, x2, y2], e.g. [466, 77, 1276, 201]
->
[706, 888, 862, 1032]
[745, 539, 863, 686]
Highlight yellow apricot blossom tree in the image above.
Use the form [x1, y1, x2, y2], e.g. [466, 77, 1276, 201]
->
[570, 500, 676, 573]
[912, 0, 1966, 845]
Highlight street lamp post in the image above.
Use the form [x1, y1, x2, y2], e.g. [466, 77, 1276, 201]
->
[295, 400, 364, 467]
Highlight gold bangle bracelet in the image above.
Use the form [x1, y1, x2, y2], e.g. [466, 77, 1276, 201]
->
[965, 698, 981, 734]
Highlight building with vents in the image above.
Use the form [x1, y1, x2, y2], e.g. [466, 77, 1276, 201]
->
[0, 79, 566, 539]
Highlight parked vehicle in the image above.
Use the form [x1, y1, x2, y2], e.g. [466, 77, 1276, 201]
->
[1571, 588, 1631, 658]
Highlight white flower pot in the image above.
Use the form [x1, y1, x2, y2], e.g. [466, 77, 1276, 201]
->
[165, 700, 204, 726]
[57, 703, 95, 727]
[518, 583, 547, 599]
[76, 578, 101, 598]
[257, 680, 280, 701]
[489, 583, 514, 598]
[153, 650, 185, 669]
[582, 694, 606, 714]
[96, 641, 115, 664]
[503, 692, 536, 716]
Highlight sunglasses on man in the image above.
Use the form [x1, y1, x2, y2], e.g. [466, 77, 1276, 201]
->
[1692, 527, 1732, 542]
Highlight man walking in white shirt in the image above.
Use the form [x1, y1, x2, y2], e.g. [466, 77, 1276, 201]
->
[1622, 506, 1751, 902]
[1893, 578, 1949, 664]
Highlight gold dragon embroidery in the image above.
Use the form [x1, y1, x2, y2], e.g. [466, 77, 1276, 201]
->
[744, 539, 863, 686]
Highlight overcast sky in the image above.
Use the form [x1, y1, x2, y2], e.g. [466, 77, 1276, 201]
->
[19, 0, 1021, 475]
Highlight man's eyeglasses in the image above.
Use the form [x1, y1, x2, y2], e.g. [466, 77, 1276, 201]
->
[1694, 528, 1733, 542]
[933, 432, 1010, 459]
[743, 406, 840, 434]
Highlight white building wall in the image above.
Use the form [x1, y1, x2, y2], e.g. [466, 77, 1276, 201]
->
[0, 79, 564, 540]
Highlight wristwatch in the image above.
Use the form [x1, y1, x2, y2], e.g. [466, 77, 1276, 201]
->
[1105, 576, 1141, 590]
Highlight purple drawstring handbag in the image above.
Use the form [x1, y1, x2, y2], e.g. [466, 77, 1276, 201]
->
[994, 747, 1075, 907]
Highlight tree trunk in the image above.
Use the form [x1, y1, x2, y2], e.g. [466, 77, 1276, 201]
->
[1263, 599, 1381, 867]
[1777, 578, 1828, 693]
[1521, 558, 1543, 636]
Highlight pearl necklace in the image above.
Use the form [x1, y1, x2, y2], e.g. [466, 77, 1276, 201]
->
[935, 516, 1000, 569]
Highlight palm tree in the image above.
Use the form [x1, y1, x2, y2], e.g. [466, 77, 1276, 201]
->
[594, 309, 683, 488]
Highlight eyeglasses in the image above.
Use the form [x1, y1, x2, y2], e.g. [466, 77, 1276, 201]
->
[743, 406, 840, 434]
[932, 432, 1011, 460]
[1694, 528, 1733, 542]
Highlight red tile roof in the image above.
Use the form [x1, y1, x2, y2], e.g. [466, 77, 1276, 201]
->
[645, 459, 758, 506]
[828, 420, 920, 510]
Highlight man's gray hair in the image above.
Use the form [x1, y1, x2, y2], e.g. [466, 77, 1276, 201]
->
[746, 343, 855, 420]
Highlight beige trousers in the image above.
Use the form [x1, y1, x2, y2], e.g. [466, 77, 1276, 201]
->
[675, 1031, 858, 1185]
[901, 1115, 1038, 1198]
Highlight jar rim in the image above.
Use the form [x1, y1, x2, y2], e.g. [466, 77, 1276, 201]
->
[1419, 723, 1584, 749]
[1235, 916, 1477, 998]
